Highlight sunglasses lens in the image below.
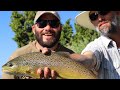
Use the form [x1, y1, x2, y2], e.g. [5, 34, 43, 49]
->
[49, 20, 60, 28]
[36, 20, 60, 28]
[89, 11, 110, 21]
[37, 20, 47, 28]
[89, 13, 98, 21]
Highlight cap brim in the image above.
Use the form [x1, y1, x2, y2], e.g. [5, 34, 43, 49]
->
[75, 11, 95, 30]
[34, 11, 60, 24]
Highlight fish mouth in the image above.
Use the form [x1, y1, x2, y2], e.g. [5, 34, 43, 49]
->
[2, 69, 10, 73]
[2, 69, 15, 75]
[2, 69, 32, 78]
[2, 70, 15, 75]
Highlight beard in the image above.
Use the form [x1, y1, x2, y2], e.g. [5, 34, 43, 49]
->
[96, 15, 120, 37]
[35, 30, 61, 48]
[96, 23, 117, 37]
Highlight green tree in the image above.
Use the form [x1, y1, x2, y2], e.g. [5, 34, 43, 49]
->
[60, 18, 73, 46]
[68, 24, 100, 53]
[10, 11, 36, 48]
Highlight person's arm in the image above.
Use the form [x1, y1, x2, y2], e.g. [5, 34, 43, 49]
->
[69, 51, 98, 76]
[69, 51, 97, 69]
[37, 48, 98, 79]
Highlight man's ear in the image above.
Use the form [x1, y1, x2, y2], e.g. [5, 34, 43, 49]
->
[32, 25, 35, 34]
[60, 24, 62, 31]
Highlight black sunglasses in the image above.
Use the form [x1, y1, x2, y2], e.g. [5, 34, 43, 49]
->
[36, 20, 60, 28]
[89, 11, 110, 21]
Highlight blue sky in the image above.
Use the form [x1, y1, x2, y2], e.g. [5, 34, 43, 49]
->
[0, 11, 80, 78]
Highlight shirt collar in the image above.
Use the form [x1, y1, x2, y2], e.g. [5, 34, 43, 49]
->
[100, 35, 113, 48]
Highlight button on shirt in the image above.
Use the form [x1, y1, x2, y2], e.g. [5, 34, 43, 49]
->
[81, 35, 120, 79]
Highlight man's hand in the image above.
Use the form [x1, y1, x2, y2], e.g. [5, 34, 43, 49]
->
[38, 47, 58, 79]
[37, 67, 58, 79]
[41, 47, 51, 55]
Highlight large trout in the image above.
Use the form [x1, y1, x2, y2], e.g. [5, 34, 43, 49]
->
[2, 52, 97, 79]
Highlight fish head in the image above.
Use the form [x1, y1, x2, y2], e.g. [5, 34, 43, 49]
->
[2, 60, 33, 77]
[2, 61, 19, 74]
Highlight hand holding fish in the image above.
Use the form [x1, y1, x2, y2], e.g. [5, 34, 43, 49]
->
[40, 47, 51, 55]
[37, 47, 58, 79]
[37, 67, 58, 79]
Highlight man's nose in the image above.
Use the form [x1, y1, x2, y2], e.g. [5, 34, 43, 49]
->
[44, 24, 52, 31]
[98, 15, 105, 21]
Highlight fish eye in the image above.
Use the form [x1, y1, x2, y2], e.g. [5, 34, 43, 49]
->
[7, 62, 13, 67]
